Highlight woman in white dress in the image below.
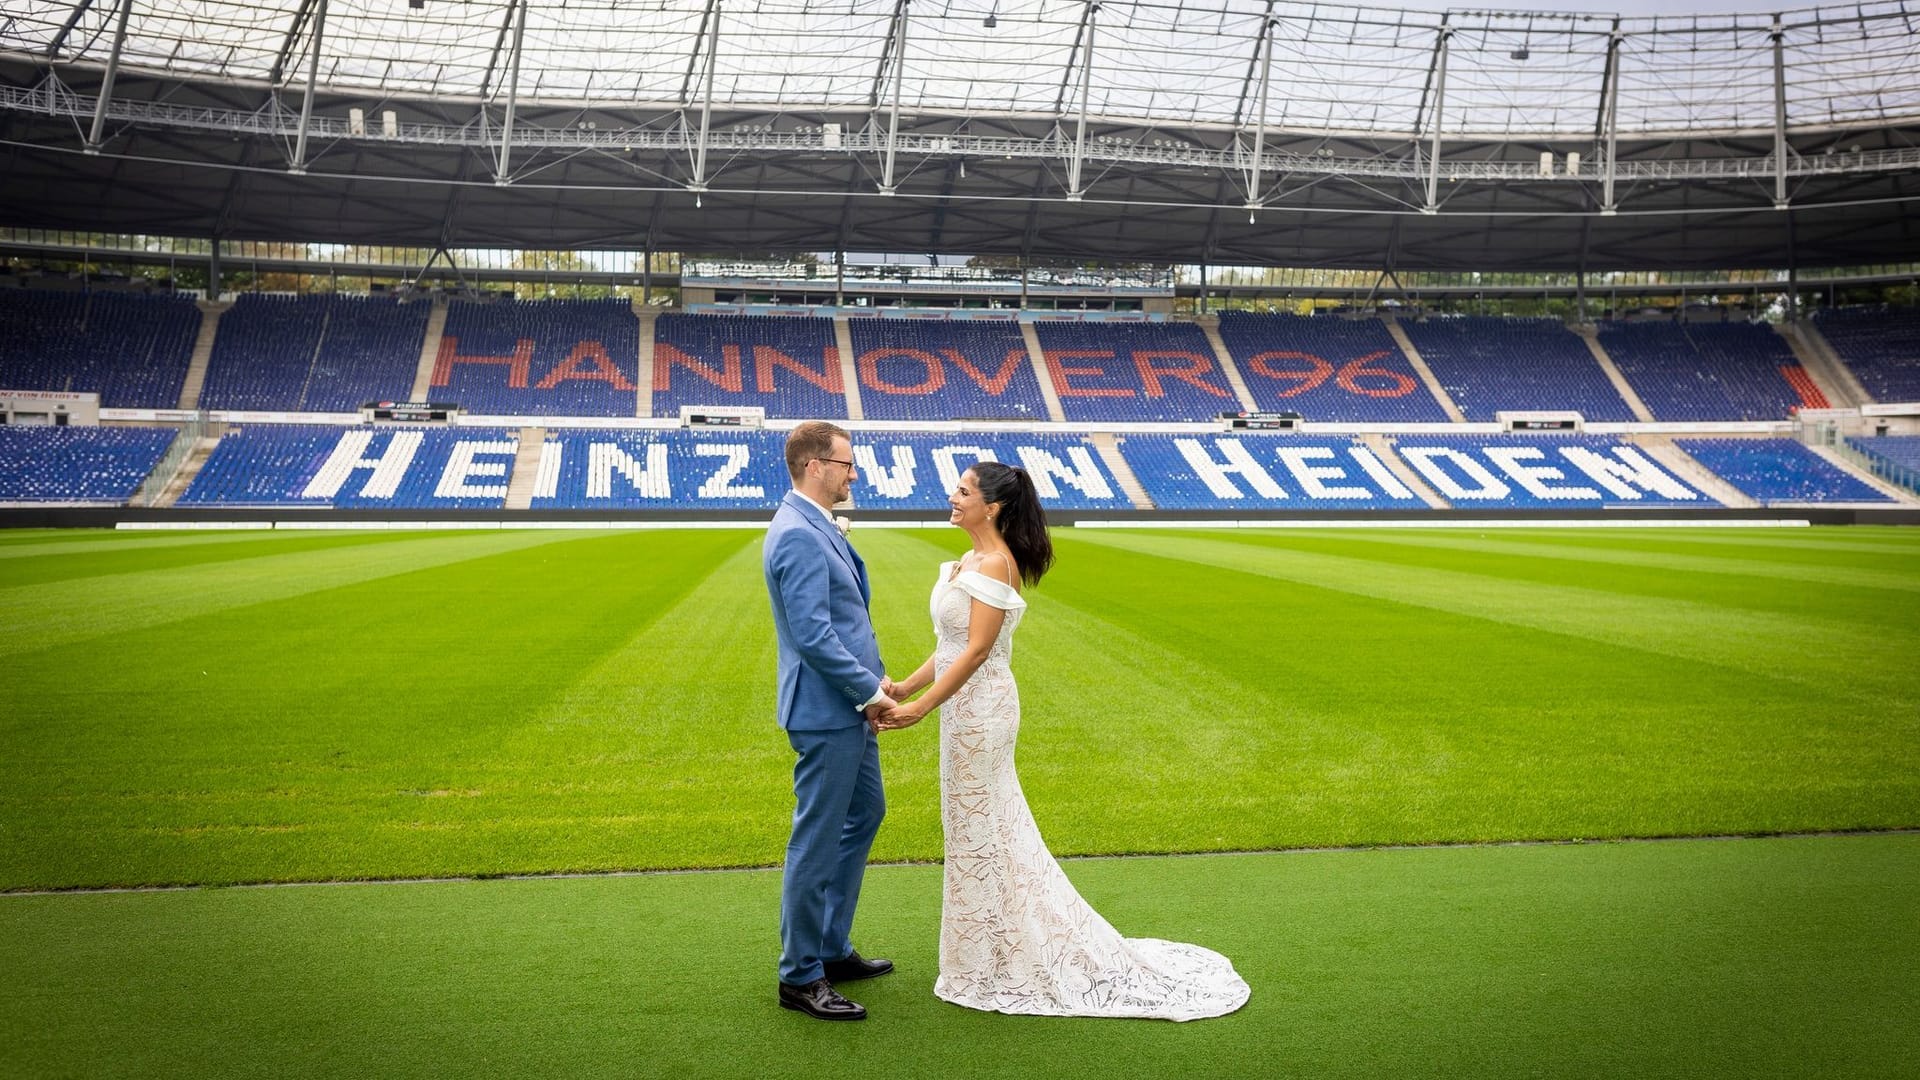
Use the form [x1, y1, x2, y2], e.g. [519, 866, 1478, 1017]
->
[874, 462, 1250, 1021]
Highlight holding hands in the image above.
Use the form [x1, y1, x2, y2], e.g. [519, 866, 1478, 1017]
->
[869, 669, 933, 733]
[873, 699, 928, 732]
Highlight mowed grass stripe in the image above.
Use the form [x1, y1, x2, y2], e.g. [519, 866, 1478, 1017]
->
[1068, 529, 1918, 706]
[1186, 530, 1917, 633]
[2, 835, 1913, 1080]
[2, 527, 1915, 890]
[1022, 532, 1919, 850]
[1542, 526, 1920, 557]
[0, 529, 612, 658]
[0, 531, 297, 562]
[0, 532, 453, 589]
[0, 529, 755, 889]
[1310, 529, 1920, 594]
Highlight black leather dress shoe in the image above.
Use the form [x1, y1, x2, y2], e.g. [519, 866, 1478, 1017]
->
[779, 978, 866, 1021]
[823, 950, 894, 983]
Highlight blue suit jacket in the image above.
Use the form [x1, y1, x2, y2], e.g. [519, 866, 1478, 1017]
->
[765, 490, 884, 731]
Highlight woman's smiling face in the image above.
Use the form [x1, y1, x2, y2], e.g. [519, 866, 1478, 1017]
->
[950, 468, 993, 529]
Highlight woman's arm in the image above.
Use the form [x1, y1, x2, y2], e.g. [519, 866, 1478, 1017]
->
[885, 654, 937, 699]
[875, 555, 1016, 731]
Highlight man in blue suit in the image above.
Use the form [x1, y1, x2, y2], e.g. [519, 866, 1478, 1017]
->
[765, 421, 896, 1022]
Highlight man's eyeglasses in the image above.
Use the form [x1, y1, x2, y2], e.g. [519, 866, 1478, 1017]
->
[814, 457, 856, 470]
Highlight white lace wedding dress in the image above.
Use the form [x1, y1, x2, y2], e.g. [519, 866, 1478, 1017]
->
[929, 561, 1251, 1021]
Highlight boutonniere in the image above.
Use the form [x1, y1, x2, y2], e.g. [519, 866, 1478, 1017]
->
[834, 515, 852, 538]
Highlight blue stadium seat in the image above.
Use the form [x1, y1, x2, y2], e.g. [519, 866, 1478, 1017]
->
[1598, 321, 1820, 420]
[0, 425, 176, 503]
[1217, 312, 1449, 422]
[1114, 434, 1429, 509]
[653, 315, 846, 420]
[1033, 322, 1239, 421]
[1401, 316, 1635, 422]
[433, 299, 639, 417]
[527, 429, 1126, 511]
[1843, 432, 1920, 470]
[180, 425, 520, 508]
[1812, 306, 1920, 403]
[0, 290, 200, 408]
[199, 294, 429, 411]
[850, 320, 1050, 421]
[1676, 438, 1893, 504]
[1385, 434, 1715, 508]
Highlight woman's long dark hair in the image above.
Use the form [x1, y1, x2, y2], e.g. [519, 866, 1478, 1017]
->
[971, 461, 1054, 587]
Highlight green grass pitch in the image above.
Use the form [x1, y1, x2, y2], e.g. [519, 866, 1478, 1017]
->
[2, 525, 1917, 1077]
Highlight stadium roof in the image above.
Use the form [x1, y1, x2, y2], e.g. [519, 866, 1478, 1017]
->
[2, 0, 1918, 272]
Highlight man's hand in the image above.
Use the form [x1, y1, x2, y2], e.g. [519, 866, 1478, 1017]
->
[864, 694, 898, 734]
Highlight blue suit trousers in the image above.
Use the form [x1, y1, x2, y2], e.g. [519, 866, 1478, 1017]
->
[779, 724, 886, 986]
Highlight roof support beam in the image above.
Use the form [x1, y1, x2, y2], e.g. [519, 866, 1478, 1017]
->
[1066, 1, 1099, 201]
[496, 0, 528, 184]
[83, 0, 132, 154]
[478, 0, 521, 100]
[1244, 12, 1276, 211]
[289, 0, 328, 175]
[1770, 18, 1790, 210]
[47, 0, 104, 60]
[1422, 17, 1451, 214]
[1598, 20, 1622, 215]
[688, 0, 720, 197]
[270, 0, 322, 87]
[878, 0, 909, 195]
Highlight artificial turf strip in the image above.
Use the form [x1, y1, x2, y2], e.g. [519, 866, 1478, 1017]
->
[1, 526, 1917, 890]
[2, 834, 1914, 1080]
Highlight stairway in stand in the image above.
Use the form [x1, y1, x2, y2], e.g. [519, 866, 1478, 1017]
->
[176, 301, 228, 409]
[151, 435, 221, 508]
[409, 299, 449, 402]
[1088, 432, 1154, 510]
[504, 427, 548, 510]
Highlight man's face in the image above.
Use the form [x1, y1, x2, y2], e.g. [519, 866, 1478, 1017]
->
[825, 436, 856, 505]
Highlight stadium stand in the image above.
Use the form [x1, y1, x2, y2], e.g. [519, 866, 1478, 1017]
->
[1383, 434, 1716, 508]
[198, 294, 429, 411]
[1216, 312, 1450, 422]
[179, 424, 521, 508]
[1845, 435, 1920, 493]
[1674, 438, 1893, 504]
[1812, 306, 1920, 403]
[0, 425, 176, 503]
[653, 314, 846, 419]
[527, 429, 1125, 511]
[849, 320, 1051, 421]
[432, 299, 638, 417]
[1033, 322, 1239, 421]
[1113, 434, 1430, 509]
[1400, 316, 1635, 422]
[1598, 321, 1820, 420]
[0, 289, 200, 408]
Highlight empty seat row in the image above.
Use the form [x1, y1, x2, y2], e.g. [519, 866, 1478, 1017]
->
[1598, 322, 1817, 421]
[199, 294, 428, 412]
[1218, 312, 1450, 422]
[0, 290, 199, 408]
[1813, 306, 1920, 403]
[0, 425, 176, 503]
[180, 424, 523, 508]
[1403, 316, 1636, 422]
[1675, 438, 1892, 504]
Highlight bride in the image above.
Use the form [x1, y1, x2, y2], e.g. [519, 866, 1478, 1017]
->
[874, 461, 1250, 1021]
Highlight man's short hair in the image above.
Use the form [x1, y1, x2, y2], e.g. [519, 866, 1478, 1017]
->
[785, 420, 850, 481]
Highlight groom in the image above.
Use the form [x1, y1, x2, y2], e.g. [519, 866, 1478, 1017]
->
[764, 421, 896, 1022]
